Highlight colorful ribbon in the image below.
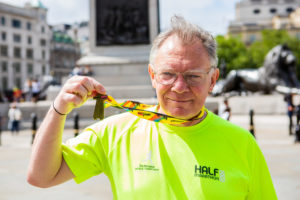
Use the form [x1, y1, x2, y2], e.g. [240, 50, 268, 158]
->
[94, 94, 206, 125]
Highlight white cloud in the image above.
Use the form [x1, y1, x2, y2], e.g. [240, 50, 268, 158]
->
[0, 0, 89, 24]
[42, 0, 89, 24]
[159, 0, 239, 35]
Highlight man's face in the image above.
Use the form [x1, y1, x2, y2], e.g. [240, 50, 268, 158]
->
[149, 35, 219, 119]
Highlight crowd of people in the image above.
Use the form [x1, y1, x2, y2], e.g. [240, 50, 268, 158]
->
[0, 78, 41, 134]
[0, 78, 41, 103]
[0, 65, 94, 133]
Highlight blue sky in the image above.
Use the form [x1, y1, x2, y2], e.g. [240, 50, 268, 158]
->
[0, 0, 240, 36]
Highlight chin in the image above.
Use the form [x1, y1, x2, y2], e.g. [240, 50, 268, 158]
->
[169, 109, 196, 119]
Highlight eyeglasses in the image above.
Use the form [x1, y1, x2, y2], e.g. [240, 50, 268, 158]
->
[152, 66, 214, 87]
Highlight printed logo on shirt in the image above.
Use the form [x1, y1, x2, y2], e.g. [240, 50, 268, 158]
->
[135, 150, 159, 172]
[194, 164, 225, 182]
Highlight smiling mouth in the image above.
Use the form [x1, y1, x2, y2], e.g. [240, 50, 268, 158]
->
[168, 98, 191, 103]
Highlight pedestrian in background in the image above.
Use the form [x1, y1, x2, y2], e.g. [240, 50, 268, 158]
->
[31, 79, 41, 102]
[284, 93, 294, 135]
[218, 98, 231, 120]
[295, 102, 300, 142]
[8, 102, 22, 135]
[23, 79, 33, 102]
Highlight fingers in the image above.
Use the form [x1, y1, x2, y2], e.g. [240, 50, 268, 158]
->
[54, 76, 106, 114]
[90, 78, 106, 95]
[66, 76, 105, 97]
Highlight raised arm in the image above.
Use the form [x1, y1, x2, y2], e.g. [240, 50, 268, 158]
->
[27, 76, 105, 188]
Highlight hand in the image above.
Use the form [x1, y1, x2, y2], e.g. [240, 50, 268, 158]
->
[53, 76, 106, 115]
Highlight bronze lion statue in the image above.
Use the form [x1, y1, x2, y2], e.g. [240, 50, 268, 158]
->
[212, 44, 300, 96]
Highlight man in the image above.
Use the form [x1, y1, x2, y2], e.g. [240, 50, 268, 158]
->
[27, 16, 277, 199]
[8, 102, 22, 135]
[218, 98, 231, 121]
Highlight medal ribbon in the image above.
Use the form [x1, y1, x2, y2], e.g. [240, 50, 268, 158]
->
[93, 94, 205, 125]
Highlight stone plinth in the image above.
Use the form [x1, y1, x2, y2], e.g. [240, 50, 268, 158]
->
[76, 55, 155, 98]
[74, 0, 160, 100]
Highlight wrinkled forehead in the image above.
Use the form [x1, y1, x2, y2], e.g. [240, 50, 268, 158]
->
[154, 41, 210, 71]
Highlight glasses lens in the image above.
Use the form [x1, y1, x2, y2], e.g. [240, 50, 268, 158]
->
[155, 68, 212, 86]
[184, 73, 207, 86]
[157, 71, 176, 85]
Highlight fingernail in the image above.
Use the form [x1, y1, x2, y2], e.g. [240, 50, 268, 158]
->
[99, 89, 106, 94]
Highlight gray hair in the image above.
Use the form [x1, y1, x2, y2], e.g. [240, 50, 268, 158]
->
[149, 15, 218, 68]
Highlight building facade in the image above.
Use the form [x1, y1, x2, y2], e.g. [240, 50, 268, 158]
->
[228, 0, 300, 44]
[0, 1, 50, 93]
[67, 21, 90, 57]
[50, 24, 80, 84]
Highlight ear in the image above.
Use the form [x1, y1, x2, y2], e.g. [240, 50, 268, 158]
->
[209, 68, 219, 93]
[148, 64, 157, 89]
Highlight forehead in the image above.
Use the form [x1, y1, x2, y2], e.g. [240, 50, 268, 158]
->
[154, 35, 211, 71]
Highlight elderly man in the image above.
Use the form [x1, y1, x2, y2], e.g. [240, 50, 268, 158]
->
[27, 16, 277, 199]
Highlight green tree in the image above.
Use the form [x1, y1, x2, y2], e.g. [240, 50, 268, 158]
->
[217, 29, 300, 80]
[247, 30, 291, 68]
[216, 35, 250, 78]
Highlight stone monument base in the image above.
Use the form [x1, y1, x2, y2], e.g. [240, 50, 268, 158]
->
[76, 54, 155, 99]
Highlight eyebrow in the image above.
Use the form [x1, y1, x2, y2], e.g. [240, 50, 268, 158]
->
[158, 68, 210, 73]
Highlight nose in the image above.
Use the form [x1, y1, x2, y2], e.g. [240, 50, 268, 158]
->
[171, 74, 189, 93]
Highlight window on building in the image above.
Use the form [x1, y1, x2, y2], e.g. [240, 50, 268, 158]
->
[26, 49, 33, 59]
[253, 9, 261, 14]
[2, 77, 8, 90]
[42, 50, 45, 59]
[13, 62, 21, 73]
[28, 36, 32, 44]
[1, 32, 6, 41]
[1, 16, 5, 26]
[27, 63, 33, 74]
[285, 0, 294, 3]
[27, 22, 31, 30]
[13, 34, 21, 43]
[286, 7, 294, 13]
[0, 45, 8, 56]
[42, 65, 46, 75]
[249, 35, 256, 43]
[40, 39, 46, 46]
[41, 26, 45, 33]
[1, 61, 7, 72]
[15, 77, 21, 88]
[12, 19, 21, 28]
[14, 47, 21, 58]
[40, 14, 45, 21]
[270, 8, 277, 14]
[252, 0, 262, 3]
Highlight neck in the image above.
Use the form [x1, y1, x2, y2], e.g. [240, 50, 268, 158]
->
[173, 111, 207, 127]
[157, 105, 207, 127]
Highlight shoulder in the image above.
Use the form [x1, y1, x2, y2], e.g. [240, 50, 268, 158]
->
[206, 110, 254, 142]
[85, 112, 144, 138]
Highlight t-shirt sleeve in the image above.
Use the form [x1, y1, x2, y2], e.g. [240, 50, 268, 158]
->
[62, 129, 107, 184]
[247, 136, 278, 200]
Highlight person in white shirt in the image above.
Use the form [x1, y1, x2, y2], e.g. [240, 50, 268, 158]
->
[8, 103, 22, 135]
[218, 98, 231, 120]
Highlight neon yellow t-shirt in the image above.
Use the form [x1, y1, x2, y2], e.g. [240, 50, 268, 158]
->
[62, 110, 277, 200]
